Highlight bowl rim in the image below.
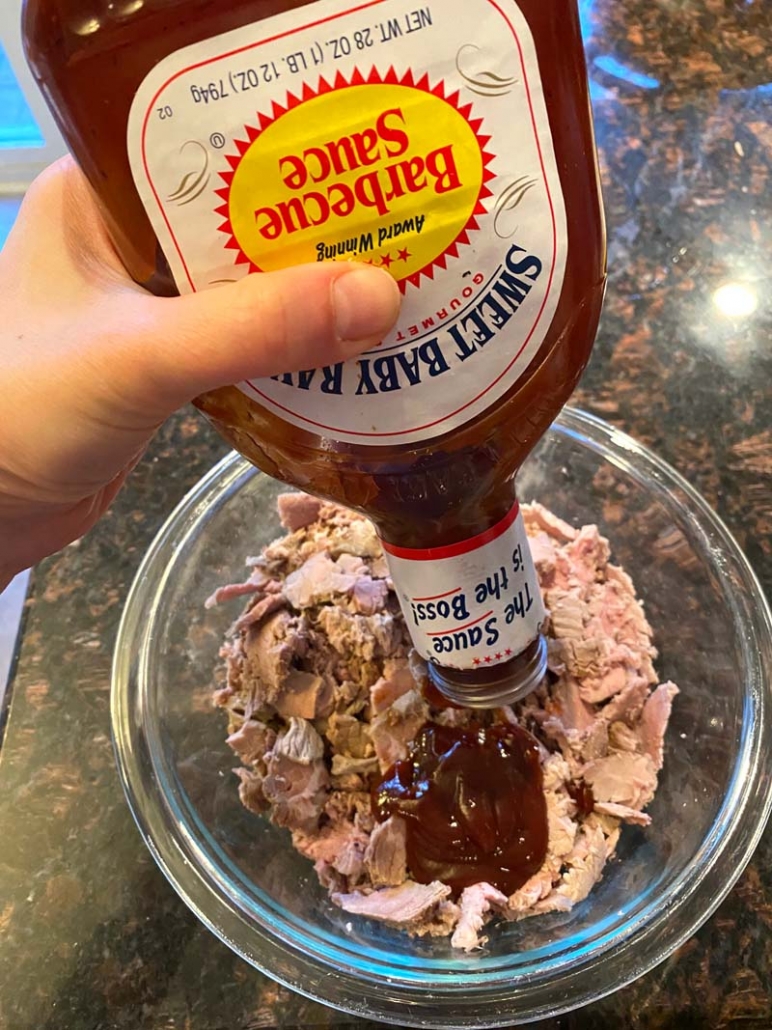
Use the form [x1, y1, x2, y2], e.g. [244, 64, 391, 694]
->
[111, 406, 772, 1028]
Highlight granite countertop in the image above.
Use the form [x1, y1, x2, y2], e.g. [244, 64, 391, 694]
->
[2, 1, 771, 1027]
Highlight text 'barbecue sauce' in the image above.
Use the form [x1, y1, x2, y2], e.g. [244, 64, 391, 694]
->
[24, 0, 606, 707]
[373, 721, 547, 895]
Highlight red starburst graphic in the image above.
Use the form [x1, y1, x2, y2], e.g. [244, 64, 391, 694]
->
[215, 67, 495, 291]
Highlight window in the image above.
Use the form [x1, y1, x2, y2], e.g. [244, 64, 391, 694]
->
[0, 1, 66, 192]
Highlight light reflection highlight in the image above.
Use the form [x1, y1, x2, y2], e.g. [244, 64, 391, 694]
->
[713, 282, 758, 318]
[74, 16, 100, 35]
[593, 55, 660, 90]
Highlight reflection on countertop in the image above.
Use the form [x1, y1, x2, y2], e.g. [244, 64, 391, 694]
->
[1, 1, 771, 1027]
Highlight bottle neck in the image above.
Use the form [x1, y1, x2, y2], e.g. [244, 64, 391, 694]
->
[382, 492, 547, 707]
[427, 634, 547, 708]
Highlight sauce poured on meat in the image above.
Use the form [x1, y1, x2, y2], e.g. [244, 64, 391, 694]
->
[372, 722, 548, 895]
[567, 779, 595, 817]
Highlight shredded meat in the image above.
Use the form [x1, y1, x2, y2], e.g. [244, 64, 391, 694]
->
[371, 688, 430, 771]
[333, 881, 452, 927]
[211, 496, 678, 952]
[583, 752, 658, 810]
[277, 492, 323, 532]
[640, 681, 679, 770]
[226, 718, 275, 764]
[364, 816, 408, 887]
[451, 883, 509, 951]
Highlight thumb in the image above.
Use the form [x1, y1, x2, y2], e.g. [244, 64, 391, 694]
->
[117, 261, 401, 417]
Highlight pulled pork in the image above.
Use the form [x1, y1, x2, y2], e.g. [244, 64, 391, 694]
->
[210, 493, 677, 951]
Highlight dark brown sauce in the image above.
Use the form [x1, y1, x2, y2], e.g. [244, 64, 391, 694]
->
[24, 0, 605, 696]
[567, 779, 595, 817]
[372, 721, 547, 895]
[421, 676, 463, 710]
[23, 0, 605, 545]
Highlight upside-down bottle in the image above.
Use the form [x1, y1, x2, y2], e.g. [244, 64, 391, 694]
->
[24, 0, 606, 706]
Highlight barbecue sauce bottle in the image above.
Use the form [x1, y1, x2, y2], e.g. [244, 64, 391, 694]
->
[24, 0, 605, 707]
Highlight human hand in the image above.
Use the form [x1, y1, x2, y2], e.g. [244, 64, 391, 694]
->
[0, 157, 400, 590]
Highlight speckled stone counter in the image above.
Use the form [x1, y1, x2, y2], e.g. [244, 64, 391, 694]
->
[1, 1, 771, 1027]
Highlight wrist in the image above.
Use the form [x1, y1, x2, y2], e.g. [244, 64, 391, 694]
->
[0, 514, 32, 590]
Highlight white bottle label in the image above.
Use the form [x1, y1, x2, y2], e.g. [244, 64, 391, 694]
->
[127, 0, 567, 446]
[383, 503, 545, 669]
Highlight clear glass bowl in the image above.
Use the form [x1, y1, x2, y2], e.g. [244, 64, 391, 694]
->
[111, 407, 772, 1028]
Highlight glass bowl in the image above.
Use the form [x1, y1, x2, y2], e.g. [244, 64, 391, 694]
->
[111, 407, 772, 1028]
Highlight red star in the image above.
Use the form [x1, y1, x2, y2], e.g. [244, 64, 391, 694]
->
[473, 657, 481, 666]
[397, 247, 411, 262]
[484, 655, 492, 663]
[495, 652, 502, 660]
[380, 253, 393, 268]
[505, 648, 513, 656]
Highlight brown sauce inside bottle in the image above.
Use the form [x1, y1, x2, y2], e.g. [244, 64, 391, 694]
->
[23, 0, 606, 696]
[372, 721, 548, 895]
[23, 0, 605, 543]
[420, 676, 463, 710]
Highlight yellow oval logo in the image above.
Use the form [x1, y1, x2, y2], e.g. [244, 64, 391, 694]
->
[216, 69, 493, 288]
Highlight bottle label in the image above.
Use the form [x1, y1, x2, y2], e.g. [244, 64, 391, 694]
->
[382, 503, 545, 669]
[127, 0, 567, 446]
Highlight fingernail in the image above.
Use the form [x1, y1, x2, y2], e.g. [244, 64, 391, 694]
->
[332, 266, 401, 351]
